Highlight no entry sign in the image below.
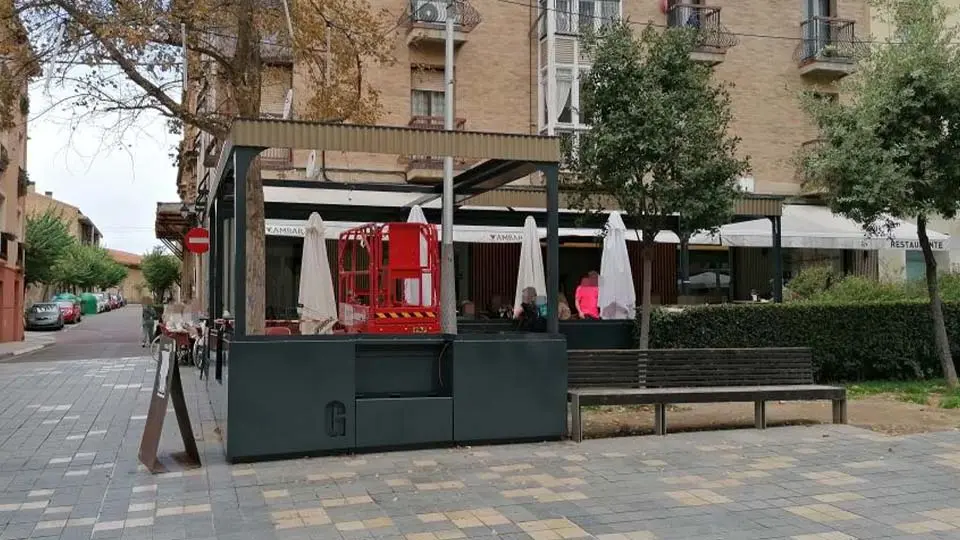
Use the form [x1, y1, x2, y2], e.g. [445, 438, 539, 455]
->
[184, 227, 210, 254]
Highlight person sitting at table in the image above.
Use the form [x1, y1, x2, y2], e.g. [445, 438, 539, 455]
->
[513, 287, 546, 332]
[459, 300, 477, 320]
[575, 272, 600, 319]
[558, 293, 572, 321]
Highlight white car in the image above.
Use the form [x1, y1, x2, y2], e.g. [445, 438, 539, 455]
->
[93, 293, 109, 313]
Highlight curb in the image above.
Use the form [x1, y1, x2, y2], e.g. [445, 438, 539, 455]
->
[0, 341, 54, 361]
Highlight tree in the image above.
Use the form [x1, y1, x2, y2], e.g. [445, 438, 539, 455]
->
[51, 243, 124, 291]
[799, 0, 960, 387]
[1, 0, 395, 334]
[24, 209, 76, 287]
[567, 22, 749, 348]
[141, 247, 181, 302]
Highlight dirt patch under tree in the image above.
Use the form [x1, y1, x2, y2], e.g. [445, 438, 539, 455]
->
[582, 395, 960, 439]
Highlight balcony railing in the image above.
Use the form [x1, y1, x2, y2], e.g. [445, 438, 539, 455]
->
[797, 16, 861, 65]
[666, 2, 738, 50]
[17, 167, 27, 197]
[539, 0, 619, 38]
[406, 116, 470, 173]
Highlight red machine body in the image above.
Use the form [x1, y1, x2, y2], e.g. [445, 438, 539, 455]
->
[337, 222, 441, 334]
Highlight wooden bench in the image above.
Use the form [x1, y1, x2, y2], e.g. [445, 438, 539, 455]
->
[567, 347, 846, 442]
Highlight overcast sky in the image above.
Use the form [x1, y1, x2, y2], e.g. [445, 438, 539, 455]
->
[26, 83, 179, 256]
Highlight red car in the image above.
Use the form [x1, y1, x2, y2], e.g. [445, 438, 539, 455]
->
[56, 300, 82, 324]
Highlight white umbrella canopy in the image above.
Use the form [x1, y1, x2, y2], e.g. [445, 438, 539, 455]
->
[599, 212, 636, 320]
[403, 205, 434, 306]
[298, 213, 338, 335]
[514, 216, 547, 313]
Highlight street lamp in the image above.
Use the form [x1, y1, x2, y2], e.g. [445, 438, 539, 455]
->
[179, 201, 192, 220]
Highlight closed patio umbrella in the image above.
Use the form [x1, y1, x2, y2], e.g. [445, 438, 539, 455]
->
[298, 213, 338, 335]
[599, 211, 636, 319]
[514, 216, 547, 314]
[403, 205, 434, 306]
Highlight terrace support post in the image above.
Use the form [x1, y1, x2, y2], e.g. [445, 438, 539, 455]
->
[213, 200, 225, 320]
[679, 235, 690, 296]
[208, 200, 218, 320]
[232, 148, 260, 339]
[544, 164, 560, 334]
[770, 216, 783, 303]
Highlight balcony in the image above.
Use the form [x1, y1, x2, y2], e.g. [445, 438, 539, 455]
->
[0, 232, 16, 262]
[203, 137, 221, 167]
[667, 2, 738, 66]
[797, 138, 829, 192]
[257, 113, 294, 170]
[538, 1, 619, 38]
[402, 0, 480, 47]
[404, 116, 471, 183]
[17, 167, 27, 197]
[796, 17, 861, 80]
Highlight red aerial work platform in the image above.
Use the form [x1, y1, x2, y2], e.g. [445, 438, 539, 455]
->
[337, 222, 441, 334]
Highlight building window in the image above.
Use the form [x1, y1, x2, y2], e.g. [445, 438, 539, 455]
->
[411, 89, 445, 117]
[905, 250, 925, 282]
[556, 68, 573, 124]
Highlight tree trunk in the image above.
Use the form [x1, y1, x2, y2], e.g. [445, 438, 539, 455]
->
[637, 238, 654, 349]
[245, 159, 266, 335]
[918, 214, 958, 387]
[234, 0, 265, 335]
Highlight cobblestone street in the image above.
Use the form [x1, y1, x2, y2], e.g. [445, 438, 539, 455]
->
[2, 345, 960, 539]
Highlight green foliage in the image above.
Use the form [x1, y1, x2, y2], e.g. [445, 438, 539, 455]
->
[140, 247, 180, 301]
[807, 275, 914, 303]
[785, 265, 838, 300]
[801, 0, 960, 227]
[24, 210, 76, 286]
[650, 302, 960, 382]
[568, 22, 749, 237]
[51, 244, 126, 291]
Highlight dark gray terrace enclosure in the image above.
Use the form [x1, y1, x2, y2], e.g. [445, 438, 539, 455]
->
[202, 119, 567, 461]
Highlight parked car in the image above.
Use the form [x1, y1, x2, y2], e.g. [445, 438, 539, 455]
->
[93, 293, 109, 313]
[56, 300, 82, 324]
[26, 303, 64, 330]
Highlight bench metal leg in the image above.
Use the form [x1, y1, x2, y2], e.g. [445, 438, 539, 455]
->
[570, 395, 583, 443]
[832, 398, 848, 424]
[754, 401, 766, 429]
[654, 404, 667, 436]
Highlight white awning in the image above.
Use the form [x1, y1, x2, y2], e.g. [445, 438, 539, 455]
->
[719, 205, 951, 251]
[265, 219, 719, 244]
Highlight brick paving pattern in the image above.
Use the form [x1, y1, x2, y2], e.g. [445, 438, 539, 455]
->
[2, 355, 960, 539]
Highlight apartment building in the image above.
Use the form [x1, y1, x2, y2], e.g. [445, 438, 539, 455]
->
[24, 184, 103, 305]
[169, 0, 879, 310]
[0, 6, 38, 342]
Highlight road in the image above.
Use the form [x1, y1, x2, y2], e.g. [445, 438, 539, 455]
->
[10, 304, 145, 362]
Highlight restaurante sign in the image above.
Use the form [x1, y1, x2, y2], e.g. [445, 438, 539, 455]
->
[889, 238, 946, 250]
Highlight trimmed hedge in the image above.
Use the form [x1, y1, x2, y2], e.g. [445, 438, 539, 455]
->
[650, 302, 960, 382]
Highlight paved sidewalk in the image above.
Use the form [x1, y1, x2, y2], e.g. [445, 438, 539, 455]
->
[0, 332, 56, 361]
[2, 357, 960, 539]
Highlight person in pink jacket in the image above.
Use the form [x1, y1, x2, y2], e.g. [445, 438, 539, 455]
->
[575, 271, 600, 319]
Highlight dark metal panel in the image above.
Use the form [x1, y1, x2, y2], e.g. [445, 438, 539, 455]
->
[355, 341, 450, 398]
[452, 335, 567, 442]
[355, 397, 452, 449]
[627, 243, 678, 305]
[470, 244, 521, 313]
[226, 339, 356, 461]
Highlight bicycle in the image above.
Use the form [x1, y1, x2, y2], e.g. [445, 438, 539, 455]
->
[150, 322, 195, 367]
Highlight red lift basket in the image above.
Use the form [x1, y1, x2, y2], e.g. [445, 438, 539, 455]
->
[337, 222, 441, 334]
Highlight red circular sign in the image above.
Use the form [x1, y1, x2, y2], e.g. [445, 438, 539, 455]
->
[184, 227, 210, 254]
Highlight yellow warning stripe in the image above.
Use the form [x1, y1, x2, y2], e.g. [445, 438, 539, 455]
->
[375, 312, 438, 319]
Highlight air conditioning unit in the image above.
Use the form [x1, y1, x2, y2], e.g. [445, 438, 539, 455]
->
[413, 0, 447, 23]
